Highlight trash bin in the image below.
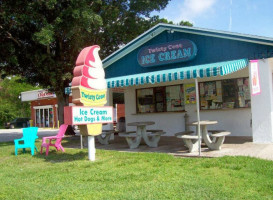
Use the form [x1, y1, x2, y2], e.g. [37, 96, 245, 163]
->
[117, 117, 125, 132]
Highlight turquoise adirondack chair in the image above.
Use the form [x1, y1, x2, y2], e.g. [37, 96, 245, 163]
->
[14, 127, 39, 156]
[40, 124, 68, 156]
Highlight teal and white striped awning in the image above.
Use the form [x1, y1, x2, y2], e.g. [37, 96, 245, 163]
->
[106, 59, 249, 88]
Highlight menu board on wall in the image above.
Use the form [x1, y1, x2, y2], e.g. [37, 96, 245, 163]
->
[185, 84, 196, 104]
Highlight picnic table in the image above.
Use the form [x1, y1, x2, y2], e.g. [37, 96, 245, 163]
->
[119, 121, 165, 149]
[80, 124, 116, 148]
[187, 120, 230, 150]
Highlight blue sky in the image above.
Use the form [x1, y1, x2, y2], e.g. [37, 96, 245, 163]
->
[152, 0, 273, 38]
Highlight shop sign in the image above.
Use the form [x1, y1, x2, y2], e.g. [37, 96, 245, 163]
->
[64, 106, 113, 125]
[250, 60, 261, 96]
[77, 86, 107, 105]
[37, 90, 55, 99]
[137, 39, 197, 67]
[68, 45, 113, 137]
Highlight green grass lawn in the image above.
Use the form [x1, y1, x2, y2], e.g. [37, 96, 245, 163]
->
[0, 138, 272, 200]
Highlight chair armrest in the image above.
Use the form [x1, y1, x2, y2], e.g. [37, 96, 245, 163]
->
[14, 138, 24, 143]
[42, 136, 63, 143]
[42, 136, 56, 143]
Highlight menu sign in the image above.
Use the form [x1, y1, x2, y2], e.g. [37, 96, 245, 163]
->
[64, 106, 113, 125]
[138, 39, 197, 67]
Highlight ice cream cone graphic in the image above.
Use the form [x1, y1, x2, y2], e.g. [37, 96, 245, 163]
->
[71, 45, 107, 136]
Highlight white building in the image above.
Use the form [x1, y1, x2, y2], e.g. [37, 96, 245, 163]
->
[104, 24, 273, 143]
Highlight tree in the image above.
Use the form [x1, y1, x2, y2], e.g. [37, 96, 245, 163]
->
[179, 20, 193, 27]
[0, 76, 39, 126]
[0, 0, 172, 125]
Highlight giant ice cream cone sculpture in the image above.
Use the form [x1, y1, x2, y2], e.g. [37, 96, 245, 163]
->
[71, 45, 107, 136]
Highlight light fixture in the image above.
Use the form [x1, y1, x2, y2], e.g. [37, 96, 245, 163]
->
[168, 29, 174, 34]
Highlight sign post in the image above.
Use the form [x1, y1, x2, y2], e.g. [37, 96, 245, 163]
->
[88, 136, 95, 161]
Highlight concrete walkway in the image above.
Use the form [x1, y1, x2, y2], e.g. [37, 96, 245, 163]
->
[77, 135, 273, 161]
[1, 129, 272, 161]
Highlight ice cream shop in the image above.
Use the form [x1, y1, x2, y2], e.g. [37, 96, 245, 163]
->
[104, 23, 273, 143]
[21, 23, 273, 143]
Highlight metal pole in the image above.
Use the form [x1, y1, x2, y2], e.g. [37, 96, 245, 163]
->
[80, 135, 83, 149]
[184, 113, 189, 131]
[195, 78, 201, 156]
[88, 136, 96, 161]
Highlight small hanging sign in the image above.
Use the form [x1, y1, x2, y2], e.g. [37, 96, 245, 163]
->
[250, 60, 261, 96]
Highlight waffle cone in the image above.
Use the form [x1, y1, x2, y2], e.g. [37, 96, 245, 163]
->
[78, 123, 102, 136]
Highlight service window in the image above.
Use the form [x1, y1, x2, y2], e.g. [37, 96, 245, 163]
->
[136, 84, 185, 113]
[199, 77, 250, 110]
[155, 87, 165, 112]
[200, 81, 221, 109]
[137, 88, 155, 113]
[166, 85, 185, 111]
[222, 79, 237, 109]
[237, 78, 251, 108]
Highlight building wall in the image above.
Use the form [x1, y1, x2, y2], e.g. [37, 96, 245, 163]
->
[30, 96, 72, 128]
[105, 30, 273, 79]
[251, 58, 273, 143]
[31, 98, 58, 127]
[123, 67, 252, 137]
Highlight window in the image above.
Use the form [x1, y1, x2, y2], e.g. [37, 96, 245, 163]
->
[166, 85, 184, 111]
[136, 85, 185, 113]
[199, 77, 250, 110]
[137, 88, 155, 113]
[237, 78, 251, 107]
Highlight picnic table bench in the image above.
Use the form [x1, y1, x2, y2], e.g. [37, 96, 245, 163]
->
[119, 131, 140, 149]
[97, 129, 116, 145]
[175, 122, 231, 152]
[119, 122, 165, 149]
[208, 131, 230, 150]
[175, 131, 198, 152]
[80, 129, 116, 148]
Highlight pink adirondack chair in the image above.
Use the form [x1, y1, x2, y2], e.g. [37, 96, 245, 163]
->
[40, 124, 68, 156]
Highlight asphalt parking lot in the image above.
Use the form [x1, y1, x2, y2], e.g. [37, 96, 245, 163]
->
[0, 128, 59, 142]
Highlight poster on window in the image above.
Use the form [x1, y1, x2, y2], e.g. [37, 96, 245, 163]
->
[250, 60, 261, 96]
[185, 84, 196, 104]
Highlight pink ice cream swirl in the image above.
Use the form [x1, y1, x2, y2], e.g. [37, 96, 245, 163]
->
[72, 45, 107, 90]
